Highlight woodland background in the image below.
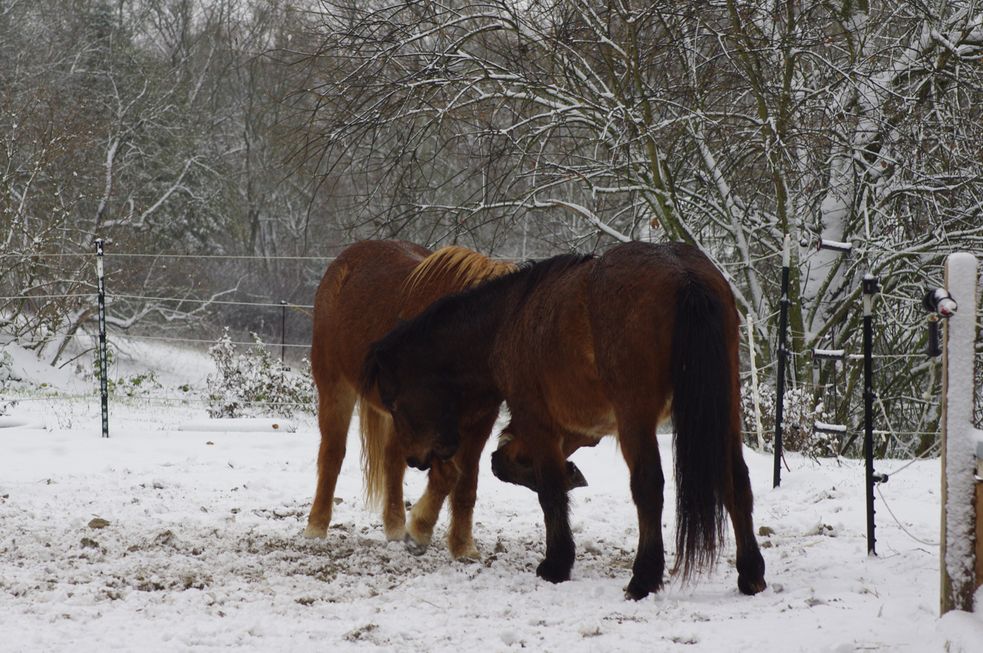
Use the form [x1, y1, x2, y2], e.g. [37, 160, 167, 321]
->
[2, 0, 981, 456]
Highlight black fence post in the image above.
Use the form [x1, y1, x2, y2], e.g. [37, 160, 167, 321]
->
[95, 238, 109, 439]
[773, 234, 791, 488]
[862, 274, 881, 555]
[280, 300, 287, 363]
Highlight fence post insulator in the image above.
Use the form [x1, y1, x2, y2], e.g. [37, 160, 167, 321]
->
[813, 421, 847, 435]
[812, 348, 846, 362]
[922, 288, 958, 318]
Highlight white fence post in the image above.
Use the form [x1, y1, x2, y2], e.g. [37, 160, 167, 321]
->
[747, 313, 765, 451]
[940, 252, 983, 614]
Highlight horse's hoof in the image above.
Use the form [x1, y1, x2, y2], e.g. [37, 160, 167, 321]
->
[303, 524, 327, 539]
[454, 549, 480, 563]
[738, 575, 767, 595]
[535, 558, 571, 584]
[404, 533, 429, 556]
[384, 525, 407, 542]
[624, 576, 655, 601]
[491, 448, 535, 490]
[737, 548, 766, 595]
[449, 540, 480, 562]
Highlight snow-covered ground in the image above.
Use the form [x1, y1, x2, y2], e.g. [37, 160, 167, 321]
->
[1, 340, 982, 652]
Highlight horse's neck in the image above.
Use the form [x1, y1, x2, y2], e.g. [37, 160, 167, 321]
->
[429, 280, 516, 393]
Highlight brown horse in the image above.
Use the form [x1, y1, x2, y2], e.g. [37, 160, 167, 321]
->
[363, 241, 767, 599]
[305, 240, 514, 558]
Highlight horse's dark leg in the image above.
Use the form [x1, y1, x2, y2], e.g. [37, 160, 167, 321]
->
[305, 377, 357, 538]
[727, 449, 767, 595]
[533, 439, 576, 583]
[618, 420, 666, 600]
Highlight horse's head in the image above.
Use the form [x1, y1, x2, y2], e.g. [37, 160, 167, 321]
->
[363, 341, 460, 470]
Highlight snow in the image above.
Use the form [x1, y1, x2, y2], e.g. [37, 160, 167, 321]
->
[817, 239, 852, 253]
[1, 339, 982, 652]
[813, 421, 847, 434]
[176, 418, 297, 433]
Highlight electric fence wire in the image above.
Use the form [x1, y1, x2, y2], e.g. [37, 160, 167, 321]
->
[875, 484, 940, 547]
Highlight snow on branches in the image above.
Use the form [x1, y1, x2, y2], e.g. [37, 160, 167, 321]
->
[206, 330, 314, 419]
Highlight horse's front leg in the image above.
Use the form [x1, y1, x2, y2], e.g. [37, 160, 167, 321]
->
[304, 378, 356, 538]
[445, 411, 498, 560]
[533, 440, 576, 583]
[404, 459, 458, 555]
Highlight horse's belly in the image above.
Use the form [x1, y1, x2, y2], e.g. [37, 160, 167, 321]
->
[568, 415, 616, 439]
[552, 388, 617, 437]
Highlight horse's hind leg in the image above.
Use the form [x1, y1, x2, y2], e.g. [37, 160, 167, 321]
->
[617, 414, 666, 600]
[727, 447, 766, 595]
[305, 377, 357, 538]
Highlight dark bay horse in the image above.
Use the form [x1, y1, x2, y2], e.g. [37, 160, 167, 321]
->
[363, 241, 766, 599]
[305, 240, 514, 558]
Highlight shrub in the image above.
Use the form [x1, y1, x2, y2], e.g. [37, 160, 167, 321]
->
[206, 329, 314, 418]
[741, 383, 838, 458]
[0, 350, 16, 415]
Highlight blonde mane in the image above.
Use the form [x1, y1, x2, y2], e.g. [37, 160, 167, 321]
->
[398, 246, 516, 315]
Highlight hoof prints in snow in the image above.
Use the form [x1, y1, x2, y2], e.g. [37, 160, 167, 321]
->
[0, 507, 583, 607]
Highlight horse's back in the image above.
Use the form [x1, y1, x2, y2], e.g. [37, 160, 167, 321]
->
[315, 240, 430, 306]
[495, 258, 616, 436]
[587, 241, 733, 327]
[585, 241, 735, 421]
[311, 240, 431, 385]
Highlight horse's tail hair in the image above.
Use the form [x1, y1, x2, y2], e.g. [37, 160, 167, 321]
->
[670, 276, 734, 581]
[358, 400, 390, 511]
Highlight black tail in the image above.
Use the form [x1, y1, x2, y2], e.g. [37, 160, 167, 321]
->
[670, 277, 733, 580]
